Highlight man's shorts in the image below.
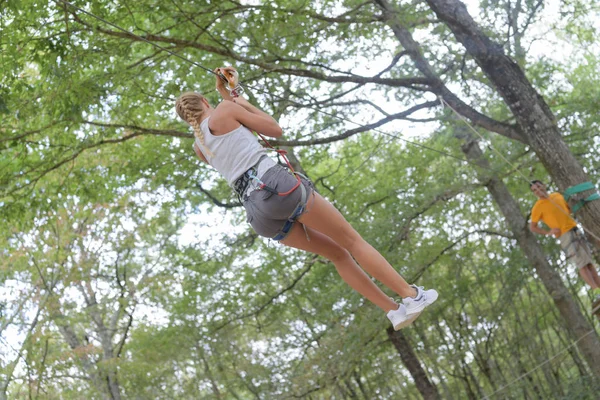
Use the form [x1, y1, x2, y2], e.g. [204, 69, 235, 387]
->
[559, 228, 594, 269]
[242, 163, 314, 239]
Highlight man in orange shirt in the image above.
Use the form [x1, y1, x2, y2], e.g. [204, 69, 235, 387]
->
[529, 180, 600, 311]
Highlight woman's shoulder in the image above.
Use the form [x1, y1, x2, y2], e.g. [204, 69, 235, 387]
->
[211, 100, 239, 121]
[208, 101, 244, 136]
[214, 99, 237, 112]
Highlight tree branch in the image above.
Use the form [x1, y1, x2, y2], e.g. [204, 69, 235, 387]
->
[274, 101, 439, 146]
[211, 255, 318, 333]
[409, 229, 512, 281]
[374, 0, 525, 143]
[195, 183, 241, 209]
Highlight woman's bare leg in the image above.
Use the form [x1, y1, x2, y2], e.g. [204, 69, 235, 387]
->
[297, 192, 417, 299]
[281, 223, 398, 312]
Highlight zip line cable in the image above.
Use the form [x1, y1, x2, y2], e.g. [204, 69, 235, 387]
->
[55, 3, 600, 396]
[57, 0, 514, 178]
[58, 0, 599, 241]
[57, 0, 217, 76]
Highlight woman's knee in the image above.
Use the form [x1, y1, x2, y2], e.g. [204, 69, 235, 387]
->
[320, 242, 353, 264]
[335, 229, 365, 254]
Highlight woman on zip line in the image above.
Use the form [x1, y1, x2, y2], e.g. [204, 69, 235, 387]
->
[175, 66, 438, 330]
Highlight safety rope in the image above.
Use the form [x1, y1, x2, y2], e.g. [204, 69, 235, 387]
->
[57, 0, 218, 77]
[216, 71, 303, 197]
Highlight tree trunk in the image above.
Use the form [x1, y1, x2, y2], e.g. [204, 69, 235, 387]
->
[414, 328, 455, 400]
[386, 327, 440, 399]
[460, 137, 600, 378]
[54, 316, 113, 399]
[82, 285, 122, 400]
[424, 0, 600, 241]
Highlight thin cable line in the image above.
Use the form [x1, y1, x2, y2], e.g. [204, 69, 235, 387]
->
[59, 0, 591, 231]
[57, 0, 217, 76]
[54, 5, 600, 397]
[57, 0, 513, 177]
[440, 97, 600, 243]
[332, 135, 391, 188]
[480, 330, 595, 399]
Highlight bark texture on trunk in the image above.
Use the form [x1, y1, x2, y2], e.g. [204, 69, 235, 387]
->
[387, 327, 441, 399]
[374, 0, 524, 143]
[424, 0, 600, 242]
[460, 137, 600, 378]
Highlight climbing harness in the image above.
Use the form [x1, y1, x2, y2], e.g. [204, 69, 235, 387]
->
[563, 181, 600, 214]
[225, 67, 309, 241]
[562, 183, 600, 255]
[232, 161, 312, 242]
[224, 67, 303, 198]
[272, 182, 309, 241]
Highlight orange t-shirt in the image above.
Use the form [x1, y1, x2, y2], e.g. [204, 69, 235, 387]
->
[531, 192, 577, 236]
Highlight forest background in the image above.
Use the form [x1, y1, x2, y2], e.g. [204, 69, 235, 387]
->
[1, 0, 600, 398]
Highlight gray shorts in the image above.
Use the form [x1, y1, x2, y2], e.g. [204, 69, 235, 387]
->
[559, 228, 593, 269]
[242, 164, 314, 239]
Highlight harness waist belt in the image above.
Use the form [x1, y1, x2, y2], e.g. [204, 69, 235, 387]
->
[233, 156, 268, 198]
[233, 167, 256, 197]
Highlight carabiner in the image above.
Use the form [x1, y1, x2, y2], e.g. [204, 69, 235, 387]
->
[217, 67, 244, 97]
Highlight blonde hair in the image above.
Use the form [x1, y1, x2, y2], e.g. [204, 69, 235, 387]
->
[175, 92, 214, 157]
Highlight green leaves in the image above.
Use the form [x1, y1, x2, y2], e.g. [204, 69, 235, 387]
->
[2, 0, 600, 398]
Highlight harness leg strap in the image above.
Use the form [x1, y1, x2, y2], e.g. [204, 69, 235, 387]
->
[272, 183, 309, 242]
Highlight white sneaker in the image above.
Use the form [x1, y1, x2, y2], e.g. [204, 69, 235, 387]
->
[403, 285, 438, 316]
[386, 304, 420, 331]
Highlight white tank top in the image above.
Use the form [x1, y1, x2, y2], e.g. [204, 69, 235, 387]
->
[196, 117, 271, 186]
